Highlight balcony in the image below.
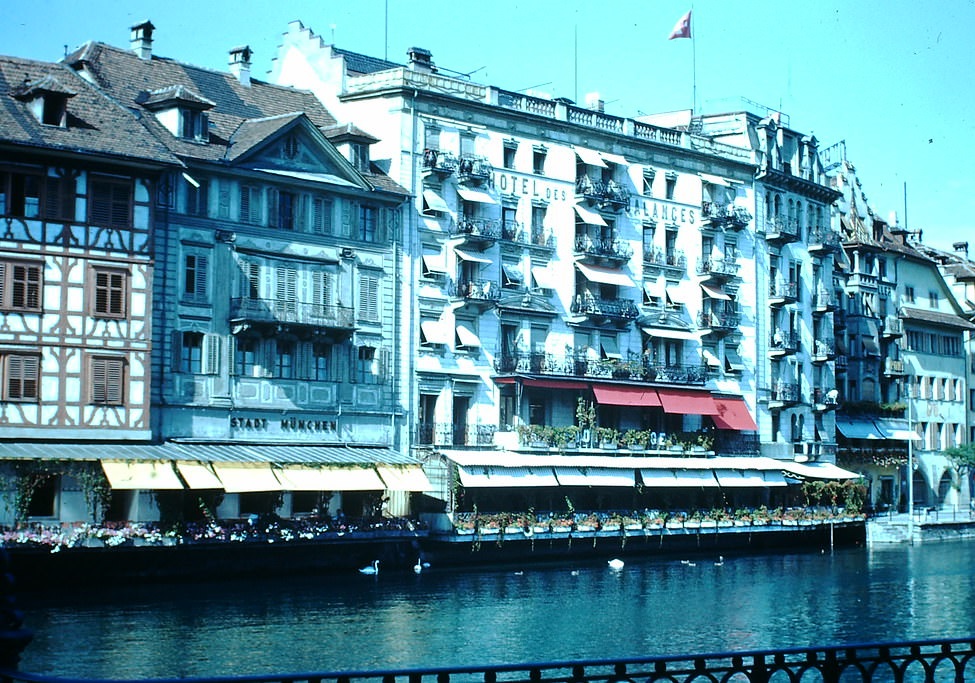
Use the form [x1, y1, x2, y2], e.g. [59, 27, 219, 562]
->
[769, 381, 800, 408]
[575, 176, 630, 212]
[493, 350, 706, 386]
[416, 421, 496, 447]
[456, 155, 492, 185]
[769, 330, 799, 357]
[230, 297, 354, 332]
[813, 289, 837, 313]
[421, 149, 458, 177]
[698, 309, 740, 336]
[696, 256, 739, 282]
[807, 225, 842, 254]
[701, 202, 751, 231]
[769, 280, 798, 306]
[812, 387, 839, 412]
[450, 216, 501, 249]
[575, 235, 633, 266]
[835, 354, 849, 371]
[643, 247, 687, 278]
[884, 358, 907, 376]
[448, 278, 502, 310]
[763, 217, 800, 245]
[499, 220, 556, 251]
[570, 293, 640, 325]
[881, 315, 904, 338]
[811, 339, 835, 363]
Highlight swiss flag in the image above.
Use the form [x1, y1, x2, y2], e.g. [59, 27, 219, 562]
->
[669, 10, 692, 39]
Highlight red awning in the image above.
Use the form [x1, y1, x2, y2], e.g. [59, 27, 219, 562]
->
[521, 378, 589, 390]
[592, 385, 661, 407]
[711, 397, 758, 431]
[656, 388, 719, 415]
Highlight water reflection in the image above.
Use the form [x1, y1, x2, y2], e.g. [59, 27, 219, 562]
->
[17, 542, 975, 678]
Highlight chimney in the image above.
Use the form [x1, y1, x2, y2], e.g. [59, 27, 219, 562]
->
[585, 92, 605, 113]
[953, 242, 969, 259]
[229, 46, 253, 87]
[407, 47, 434, 72]
[130, 20, 155, 60]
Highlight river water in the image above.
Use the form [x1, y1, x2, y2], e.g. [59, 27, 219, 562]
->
[15, 541, 975, 679]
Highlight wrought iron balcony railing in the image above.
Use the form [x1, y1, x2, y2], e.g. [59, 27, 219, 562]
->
[701, 201, 751, 230]
[882, 315, 904, 337]
[452, 216, 502, 241]
[769, 330, 799, 355]
[571, 294, 640, 321]
[494, 351, 706, 386]
[449, 279, 502, 303]
[808, 225, 842, 252]
[698, 310, 740, 331]
[421, 148, 457, 175]
[230, 298, 355, 329]
[769, 280, 798, 303]
[575, 177, 631, 210]
[764, 217, 800, 243]
[813, 289, 836, 312]
[770, 381, 801, 405]
[456, 155, 492, 184]
[643, 248, 686, 271]
[884, 358, 906, 376]
[498, 220, 556, 249]
[696, 257, 739, 279]
[811, 339, 835, 361]
[416, 422, 496, 447]
[575, 236, 633, 262]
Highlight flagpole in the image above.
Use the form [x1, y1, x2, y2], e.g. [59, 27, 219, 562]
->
[692, 3, 697, 113]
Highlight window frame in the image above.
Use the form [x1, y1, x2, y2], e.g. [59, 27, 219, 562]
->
[88, 175, 133, 229]
[89, 355, 125, 405]
[3, 353, 40, 402]
[90, 266, 128, 319]
[0, 260, 43, 312]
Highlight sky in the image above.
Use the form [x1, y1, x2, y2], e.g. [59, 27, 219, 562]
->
[4, 0, 974, 253]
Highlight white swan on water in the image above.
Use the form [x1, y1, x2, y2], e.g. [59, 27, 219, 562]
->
[413, 557, 431, 573]
[359, 560, 379, 575]
[608, 558, 625, 570]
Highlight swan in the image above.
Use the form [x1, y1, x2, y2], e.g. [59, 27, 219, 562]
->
[608, 558, 625, 570]
[413, 557, 430, 573]
[359, 560, 379, 575]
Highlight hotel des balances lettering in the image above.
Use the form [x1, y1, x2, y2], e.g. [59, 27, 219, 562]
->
[270, 21, 861, 521]
[0, 22, 432, 528]
[829, 147, 975, 513]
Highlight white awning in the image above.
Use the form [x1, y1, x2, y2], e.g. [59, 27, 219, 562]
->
[666, 285, 688, 304]
[600, 337, 622, 359]
[642, 327, 699, 340]
[456, 324, 482, 348]
[422, 188, 450, 212]
[314, 466, 386, 490]
[376, 465, 432, 492]
[725, 348, 745, 372]
[455, 248, 493, 264]
[780, 462, 862, 481]
[644, 276, 666, 299]
[641, 469, 720, 487]
[874, 419, 921, 442]
[702, 348, 721, 367]
[457, 187, 497, 204]
[700, 173, 732, 187]
[553, 467, 635, 487]
[714, 469, 788, 488]
[574, 203, 608, 226]
[531, 265, 558, 289]
[601, 152, 629, 166]
[574, 146, 608, 168]
[422, 253, 447, 273]
[457, 465, 559, 488]
[273, 465, 338, 491]
[420, 320, 452, 345]
[176, 461, 224, 489]
[212, 463, 284, 493]
[576, 262, 634, 287]
[701, 284, 732, 300]
[102, 461, 184, 490]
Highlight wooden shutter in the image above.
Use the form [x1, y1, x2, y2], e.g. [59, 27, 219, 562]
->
[170, 330, 183, 372]
[218, 180, 230, 219]
[202, 334, 221, 375]
[341, 200, 355, 238]
[91, 357, 124, 404]
[0, 262, 5, 307]
[267, 188, 279, 228]
[358, 275, 379, 322]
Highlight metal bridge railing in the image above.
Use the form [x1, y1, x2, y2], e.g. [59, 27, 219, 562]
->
[3, 638, 975, 683]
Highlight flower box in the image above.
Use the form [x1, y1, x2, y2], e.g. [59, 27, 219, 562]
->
[717, 520, 734, 528]
[665, 521, 684, 530]
[456, 528, 476, 535]
[532, 524, 551, 534]
[625, 522, 644, 531]
[480, 527, 501, 535]
[504, 525, 524, 535]
[601, 523, 621, 532]
[699, 520, 716, 529]
[552, 525, 572, 533]
[733, 520, 749, 527]
[684, 520, 702, 529]
[575, 524, 596, 532]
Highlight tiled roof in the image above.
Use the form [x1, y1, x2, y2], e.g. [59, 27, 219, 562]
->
[226, 112, 303, 161]
[0, 54, 179, 166]
[332, 47, 401, 75]
[64, 41, 338, 164]
[900, 306, 975, 329]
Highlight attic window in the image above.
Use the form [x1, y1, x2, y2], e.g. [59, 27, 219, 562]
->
[11, 75, 77, 128]
[352, 143, 370, 172]
[180, 110, 209, 141]
[284, 135, 299, 160]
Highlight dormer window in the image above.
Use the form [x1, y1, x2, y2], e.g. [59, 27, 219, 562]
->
[180, 109, 209, 141]
[139, 85, 215, 143]
[352, 143, 370, 172]
[11, 75, 77, 128]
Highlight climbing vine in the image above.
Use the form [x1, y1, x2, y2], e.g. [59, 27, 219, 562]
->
[13, 460, 111, 524]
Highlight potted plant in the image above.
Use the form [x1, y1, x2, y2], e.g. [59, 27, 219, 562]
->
[553, 425, 581, 450]
[621, 428, 651, 451]
[595, 426, 620, 449]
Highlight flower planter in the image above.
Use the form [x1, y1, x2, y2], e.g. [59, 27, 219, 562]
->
[532, 524, 551, 534]
[625, 522, 644, 531]
[504, 525, 524, 535]
[666, 521, 684, 530]
[733, 520, 750, 527]
[717, 520, 733, 528]
[684, 521, 702, 529]
[480, 527, 500, 535]
[456, 528, 476, 535]
[599, 442, 618, 450]
[552, 525, 572, 534]
[601, 523, 621, 532]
